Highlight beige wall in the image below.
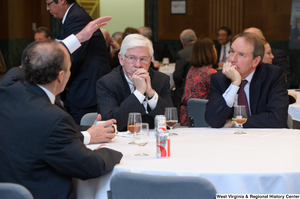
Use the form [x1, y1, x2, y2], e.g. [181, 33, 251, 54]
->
[100, 0, 144, 36]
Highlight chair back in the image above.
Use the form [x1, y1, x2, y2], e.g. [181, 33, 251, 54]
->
[0, 183, 33, 199]
[187, 98, 209, 127]
[109, 172, 217, 199]
[287, 114, 293, 129]
[80, 112, 97, 126]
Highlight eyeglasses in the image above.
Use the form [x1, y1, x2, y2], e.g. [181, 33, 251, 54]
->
[124, 55, 151, 64]
[46, 0, 55, 7]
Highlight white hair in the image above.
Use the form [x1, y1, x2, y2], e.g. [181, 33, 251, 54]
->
[119, 34, 153, 58]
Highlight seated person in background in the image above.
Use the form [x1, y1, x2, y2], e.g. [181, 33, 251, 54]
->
[0, 50, 6, 82]
[139, 26, 174, 68]
[112, 31, 123, 46]
[0, 40, 122, 199]
[179, 38, 217, 126]
[205, 32, 289, 128]
[172, 29, 197, 111]
[262, 40, 297, 104]
[244, 27, 291, 88]
[213, 26, 232, 69]
[100, 28, 120, 70]
[97, 34, 173, 131]
[34, 26, 52, 41]
[112, 27, 140, 69]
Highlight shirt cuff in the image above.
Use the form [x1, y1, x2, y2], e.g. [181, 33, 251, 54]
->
[59, 34, 81, 54]
[147, 92, 158, 110]
[133, 90, 146, 104]
[81, 131, 91, 145]
[222, 83, 239, 107]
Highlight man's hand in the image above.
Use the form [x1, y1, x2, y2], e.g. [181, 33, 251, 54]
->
[223, 119, 234, 128]
[222, 61, 241, 86]
[87, 114, 116, 144]
[218, 62, 225, 68]
[134, 68, 155, 98]
[131, 69, 147, 94]
[75, 16, 112, 43]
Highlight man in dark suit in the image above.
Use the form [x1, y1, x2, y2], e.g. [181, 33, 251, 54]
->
[0, 40, 122, 199]
[172, 29, 197, 110]
[96, 34, 173, 131]
[213, 27, 232, 69]
[244, 27, 291, 88]
[205, 32, 288, 128]
[46, 0, 111, 124]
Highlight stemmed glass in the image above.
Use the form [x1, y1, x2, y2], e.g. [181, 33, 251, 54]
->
[134, 123, 150, 156]
[127, 112, 142, 144]
[165, 107, 178, 136]
[233, 105, 248, 134]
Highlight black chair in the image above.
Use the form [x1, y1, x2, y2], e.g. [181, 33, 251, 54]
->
[0, 183, 33, 199]
[108, 172, 217, 199]
[187, 98, 209, 127]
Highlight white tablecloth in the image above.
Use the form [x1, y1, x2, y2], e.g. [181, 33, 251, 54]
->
[288, 89, 300, 121]
[159, 63, 175, 89]
[75, 128, 300, 198]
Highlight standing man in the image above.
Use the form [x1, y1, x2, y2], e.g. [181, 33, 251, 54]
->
[172, 29, 197, 110]
[96, 34, 173, 131]
[214, 27, 232, 69]
[205, 32, 288, 128]
[34, 26, 52, 41]
[46, 0, 111, 124]
[0, 40, 122, 199]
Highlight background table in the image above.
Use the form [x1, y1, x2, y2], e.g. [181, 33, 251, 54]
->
[159, 63, 175, 89]
[288, 89, 300, 122]
[75, 128, 300, 198]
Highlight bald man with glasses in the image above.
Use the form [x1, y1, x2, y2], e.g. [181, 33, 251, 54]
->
[96, 34, 173, 131]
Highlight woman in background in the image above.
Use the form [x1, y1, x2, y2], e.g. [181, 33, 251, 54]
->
[179, 37, 217, 126]
[0, 50, 7, 82]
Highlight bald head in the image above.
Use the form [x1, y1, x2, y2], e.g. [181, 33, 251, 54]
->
[244, 27, 265, 40]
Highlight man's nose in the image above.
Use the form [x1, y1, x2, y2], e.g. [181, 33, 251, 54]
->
[135, 59, 142, 68]
[229, 53, 236, 63]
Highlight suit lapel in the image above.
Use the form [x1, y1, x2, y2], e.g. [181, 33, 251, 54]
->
[24, 82, 51, 104]
[249, 66, 262, 115]
[119, 66, 131, 97]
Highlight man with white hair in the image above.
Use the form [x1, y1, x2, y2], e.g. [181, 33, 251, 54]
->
[96, 34, 173, 131]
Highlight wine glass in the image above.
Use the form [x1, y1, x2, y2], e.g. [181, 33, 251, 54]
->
[127, 113, 142, 144]
[233, 105, 248, 134]
[134, 123, 150, 156]
[165, 107, 178, 136]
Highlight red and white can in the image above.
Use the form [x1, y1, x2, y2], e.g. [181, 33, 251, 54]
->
[156, 131, 170, 158]
[155, 115, 167, 133]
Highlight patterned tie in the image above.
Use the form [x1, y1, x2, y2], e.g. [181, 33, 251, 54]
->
[238, 80, 250, 116]
[221, 46, 227, 62]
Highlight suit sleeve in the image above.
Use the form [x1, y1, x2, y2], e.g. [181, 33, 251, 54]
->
[272, 49, 291, 88]
[244, 68, 289, 128]
[43, 114, 122, 180]
[205, 74, 233, 128]
[96, 78, 147, 131]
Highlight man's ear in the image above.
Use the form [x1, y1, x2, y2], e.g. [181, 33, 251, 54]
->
[253, 56, 261, 67]
[57, 70, 64, 83]
[118, 53, 124, 66]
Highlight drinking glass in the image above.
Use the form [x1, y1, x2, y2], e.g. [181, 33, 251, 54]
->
[127, 112, 142, 144]
[134, 123, 150, 156]
[162, 57, 169, 66]
[233, 105, 248, 134]
[165, 107, 178, 136]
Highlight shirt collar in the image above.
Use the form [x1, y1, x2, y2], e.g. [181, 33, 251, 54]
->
[37, 85, 55, 104]
[62, 3, 74, 24]
[244, 69, 256, 84]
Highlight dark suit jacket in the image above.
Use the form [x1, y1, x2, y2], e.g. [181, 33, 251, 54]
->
[96, 65, 173, 131]
[271, 48, 291, 88]
[172, 43, 194, 108]
[0, 68, 122, 199]
[59, 3, 110, 111]
[205, 63, 289, 128]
